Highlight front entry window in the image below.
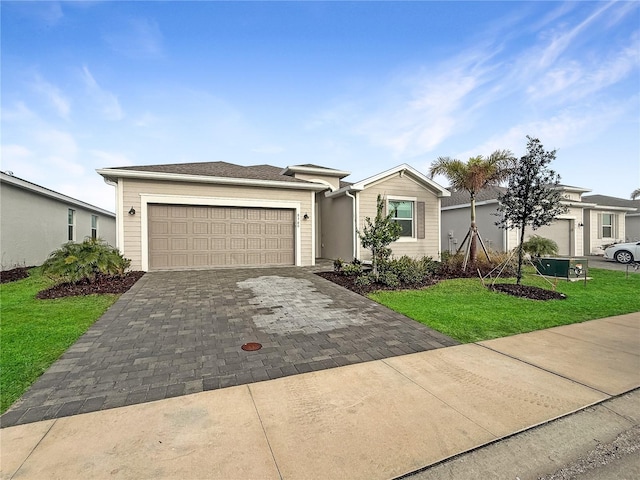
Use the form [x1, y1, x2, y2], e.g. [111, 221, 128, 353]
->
[389, 200, 414, 237]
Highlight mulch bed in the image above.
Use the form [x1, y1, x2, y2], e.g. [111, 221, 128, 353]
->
[318, 271, 567, 301]
[1, 267, 33, 284]
[488, 283, 567, 300]
[316, 271, 437, 296]
[36, 272, 145, 299]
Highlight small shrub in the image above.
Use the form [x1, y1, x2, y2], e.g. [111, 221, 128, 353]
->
[341, 262, 363, 277]
[379, 255, 439, 285]
[522, 235, 558, 257]
[378, 271, 400, 288]
[333, 258, 344, 272]
[42, 238, 131, 284]
[354, 273, 374, 287]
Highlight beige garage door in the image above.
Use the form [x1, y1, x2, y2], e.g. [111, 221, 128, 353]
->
[148, 204, 295, 271]
[531, 220, 572, 255]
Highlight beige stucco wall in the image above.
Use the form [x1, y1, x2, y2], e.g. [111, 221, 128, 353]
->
[356, 174, 442, 260]
[119, 178, 314, 270]
[318, 193, 354, 261]
[1, 182, 115, 269]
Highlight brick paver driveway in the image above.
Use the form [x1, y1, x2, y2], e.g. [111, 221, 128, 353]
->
[1, 265, 457, 427]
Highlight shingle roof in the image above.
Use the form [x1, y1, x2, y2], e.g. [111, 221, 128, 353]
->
[441, 186, 506, 207]
[582, 195, 640, 210]
[107, 161, 312, 184]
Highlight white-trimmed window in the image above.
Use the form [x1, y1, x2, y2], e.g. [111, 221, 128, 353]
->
[389, 199, 414, 237]
[68, 209, 76, 241]
[601, 213, 614, 238]
[91, 215, 98, 240]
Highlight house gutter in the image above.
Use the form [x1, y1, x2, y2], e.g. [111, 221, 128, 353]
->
[96, 169, 328, 192]
[345, 189, 358, 261]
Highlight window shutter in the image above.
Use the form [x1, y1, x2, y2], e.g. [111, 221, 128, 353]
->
[614, 214, 619, 238]
[417, 201, 425, 239]
[597, 214, 602, 239]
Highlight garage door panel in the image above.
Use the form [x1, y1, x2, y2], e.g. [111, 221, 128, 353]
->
[247, 238, 262, 250]
[193, 207, 208, 218]
[170, 238, 188, 250]
[193, 238, 208, 250]
[150, 221, 169, 235]
[171, 254, 188, 267]
[150, 238, 169, 250]
[170, 207, 188, 218]
[211, 253, 226, 265]
[247, 223, 262, 235]
[148, 204, 295, 271]
[192, 254, 209, 267]
[171, 222, 187, 234]
[265, 224, 279, 235]
[211, 222, 226, 234]
[193, 222, 208, 234]
[211, 238, 226, 250]
[230, 209, 245, 219]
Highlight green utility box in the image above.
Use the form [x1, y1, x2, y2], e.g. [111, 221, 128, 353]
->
[534, 257, 587, 279]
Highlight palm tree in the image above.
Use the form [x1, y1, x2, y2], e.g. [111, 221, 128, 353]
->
[631, 188, 640, 200]
[429, 151, 514, 267]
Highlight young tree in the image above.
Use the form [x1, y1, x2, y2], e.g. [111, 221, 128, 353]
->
[429, 150, 514, 267]
[495, 136, 568, 284]
[358, 194, 402, 280]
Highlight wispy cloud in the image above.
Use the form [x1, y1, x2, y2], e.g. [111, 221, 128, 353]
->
[104, 17, 164, 58]
[90, 149, 133, 167]
[31, 74, 71, 119]
[1, 144, 34, 163]
[0, 102, 36, 123]
[82, 66, 124, 121]
[34, 128, 84, 176]
[312, 1, 638, 162]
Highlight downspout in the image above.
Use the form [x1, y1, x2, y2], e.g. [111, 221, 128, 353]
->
[345, 189, 357, 261]
[102, 176, 121, 250]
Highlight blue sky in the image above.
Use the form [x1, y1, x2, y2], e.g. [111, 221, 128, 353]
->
[2, 1, 639, 211]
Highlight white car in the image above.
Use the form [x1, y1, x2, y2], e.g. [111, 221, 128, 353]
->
[603, 241, 640, 264]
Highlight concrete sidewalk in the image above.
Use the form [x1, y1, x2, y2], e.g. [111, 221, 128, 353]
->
[2, 313, 638, 480]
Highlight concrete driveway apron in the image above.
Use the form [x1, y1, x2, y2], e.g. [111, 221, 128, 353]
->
[1, 266, 457, 427]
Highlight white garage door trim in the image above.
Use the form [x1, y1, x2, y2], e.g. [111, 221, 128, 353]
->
[139, 194, 302, 271]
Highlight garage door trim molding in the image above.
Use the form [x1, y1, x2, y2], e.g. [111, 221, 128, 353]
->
[139, 194, 302, 271]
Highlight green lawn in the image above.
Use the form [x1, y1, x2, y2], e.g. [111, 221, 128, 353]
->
[0, 269, 119, 413]
[369, 268, 640, 343]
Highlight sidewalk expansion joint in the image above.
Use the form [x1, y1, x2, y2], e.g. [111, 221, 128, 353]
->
[247, 385, 284, 480]
[379, 358, 498, 438]
[9, 418, 58, 480]
[474, 342, 613, 397]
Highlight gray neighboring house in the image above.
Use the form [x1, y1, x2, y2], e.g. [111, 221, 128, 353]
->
[440, 185, 637, 257]
[1, 172, 116, 269]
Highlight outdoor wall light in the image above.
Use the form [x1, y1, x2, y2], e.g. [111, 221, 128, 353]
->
[578, 222, 584, 227]
[128, 207, 136, 215]
[303, 213, 309, 220]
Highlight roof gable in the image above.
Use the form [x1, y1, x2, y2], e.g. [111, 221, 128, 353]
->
[351, 164, 450, 197]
